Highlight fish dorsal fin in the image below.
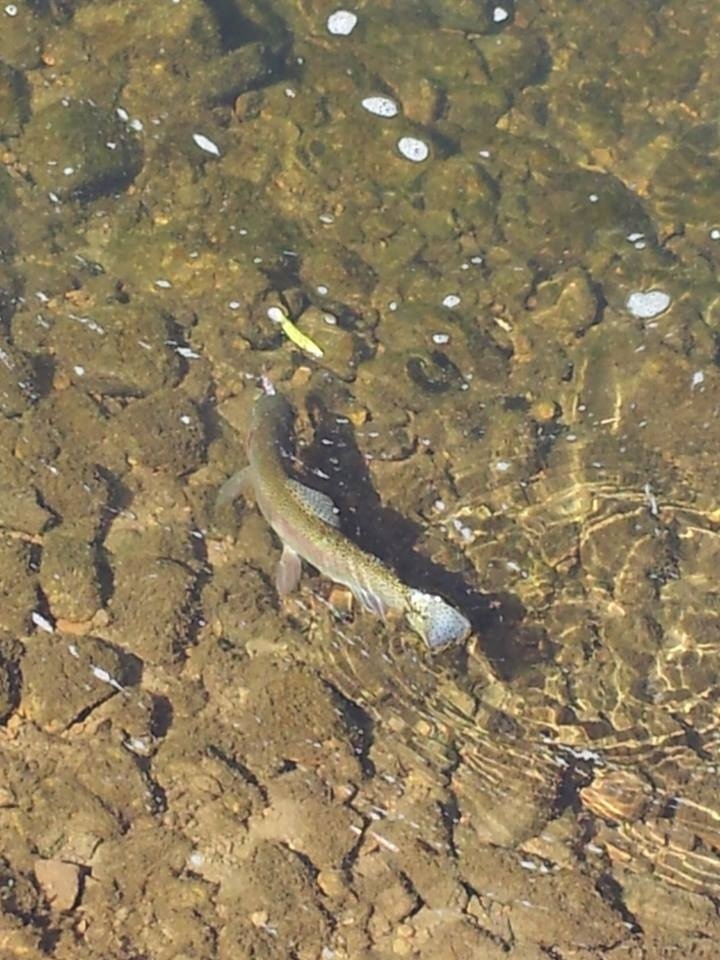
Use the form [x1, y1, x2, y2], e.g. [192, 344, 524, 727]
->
[289, 479, 341, 527]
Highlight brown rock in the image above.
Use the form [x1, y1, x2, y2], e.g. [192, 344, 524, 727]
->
[39, 530, 101, 623]
[34, 858, 81, 911]
[581, 768, 650, 823]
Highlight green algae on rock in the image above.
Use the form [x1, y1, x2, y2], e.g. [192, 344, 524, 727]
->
[21, 99, 143, 201]
[39, 529, 101, 624]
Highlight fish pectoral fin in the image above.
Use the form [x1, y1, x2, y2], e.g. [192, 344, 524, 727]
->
[353, 583, 388, 620]
[216, 467, 254, 507]
[289, 479, 341, 528]
[276, 545, 302, 596]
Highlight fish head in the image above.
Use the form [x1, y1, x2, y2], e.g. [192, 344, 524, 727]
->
[406, 590, 471, 651]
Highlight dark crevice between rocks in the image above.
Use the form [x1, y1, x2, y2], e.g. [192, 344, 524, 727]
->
[397, 870, 424, 920]
[202, 0, 288, 50]
[595, 872, 643, 935]
[207, 743, 269, 804]
[95, 466, 133, 538]
[28, 353, 55, 402]
[63, 691, 117, 732]
[439, 788, 462, 860]
[197, 387, 225, 447]
[281, 844, 338, 933]
[163, 314, 192, 386]
[671, 714, 713, 762]
[93, 466, 135, 608]
[31, 585, 56, 633]
[459, 880, 514, 950]
[132, 755, 168, 817]
[540, 947, 566, 960]
[25, 0, 74, 21]
[325, 681, 375, 779]
[149, 694, 174, 739]
[548, 751, 595, 821]
[168, 526, 213, 662]
[340, 811, 369, 879]
[0, 651, 22, 725]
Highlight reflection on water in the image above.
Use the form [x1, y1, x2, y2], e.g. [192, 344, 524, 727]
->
[1, 0, 719, 955]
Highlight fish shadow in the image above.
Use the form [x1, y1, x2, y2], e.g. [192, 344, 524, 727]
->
[302, 393, 545, 679]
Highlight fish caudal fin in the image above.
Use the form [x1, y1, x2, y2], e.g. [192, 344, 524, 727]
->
[406, 590, 471, 650]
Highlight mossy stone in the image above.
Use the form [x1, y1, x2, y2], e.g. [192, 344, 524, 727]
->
[115, 389, 206, 476]
[22, 99, 143, 201]
[40, 530, 101, 623]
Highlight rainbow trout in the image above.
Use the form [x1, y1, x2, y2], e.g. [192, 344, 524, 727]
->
[219, 389, 471, 650]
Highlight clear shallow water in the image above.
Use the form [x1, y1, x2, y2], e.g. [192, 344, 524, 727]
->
[0, 0, 719, 956]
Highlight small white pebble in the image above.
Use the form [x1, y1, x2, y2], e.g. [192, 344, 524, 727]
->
[176, 346, 200, 359]
[106, 141, 117, 150]
[154, 279, 172, 288]
[284, 87, 296, 98]
[470, 255, 483, 264]
[588, 193, 599, 203]
[188, 851, 205, 867]
[442, 294, 461, 308]
[4, 4, 18, 16]
[116, 107, 129, 121]
[327, 9, 357, 35]
[494, 460, 511, 472]
[192, 132, 221, 156]
[32, 612, 54, 633]
[493, 5, 509, 22]
[691, 370, 704, 388]
[626, 289, 671, 319]
[63, 166, 75, 176]
[710, 228, 720, 241]
[388, 300, 398, 311]
[316, 284, 329, 295]
[397, 136, 429, 162]
[73, 365, 85, 376]
[180, 414, 192, 424]
[323, 312, 337, 325]
[361, 96, 398, 118]
[478, 149, 491, 158]
[267, 306, 285, 324]
[129, 118, 144, 132]
[67, 643, 80, 658]
[432, 333, 450, 344]
[229, 300, 241, 310]
[626, 232, 644, 243]
[318, 213, 334, 224]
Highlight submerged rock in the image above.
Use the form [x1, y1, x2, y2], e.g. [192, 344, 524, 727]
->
[22, 99, 143, 201]
[40, 530, 101, 624]
[21, 633, 138, 732]
[114, 388, 206, 476]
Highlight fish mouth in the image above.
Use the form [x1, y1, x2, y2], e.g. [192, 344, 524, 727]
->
[406, 590, 471, 650]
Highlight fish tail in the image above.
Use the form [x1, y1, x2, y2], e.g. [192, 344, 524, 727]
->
[405, 590, 471, 650]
